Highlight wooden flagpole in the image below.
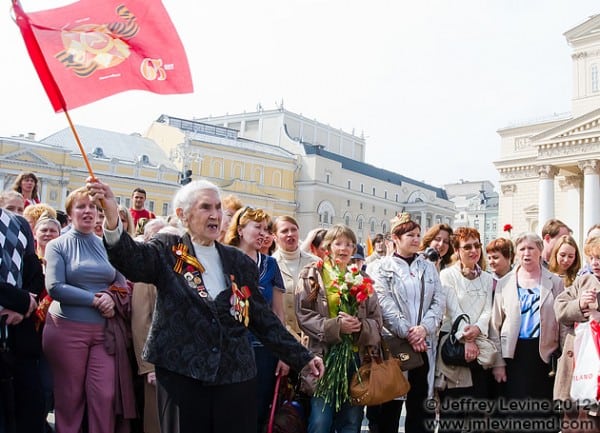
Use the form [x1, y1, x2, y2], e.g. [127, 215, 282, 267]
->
[63, 109, 96, 179]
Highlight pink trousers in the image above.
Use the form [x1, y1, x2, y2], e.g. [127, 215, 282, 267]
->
[43, 315, 116, 433]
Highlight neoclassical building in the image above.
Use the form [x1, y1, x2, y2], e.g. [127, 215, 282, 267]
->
[193, 108, 455, 241]
[495, 14, 600, 244]
[0, 127, 180, 214]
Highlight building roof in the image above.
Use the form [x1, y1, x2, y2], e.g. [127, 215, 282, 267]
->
[304, 144, 448, 200]
[41, 125, 177, 169]
[156, 115, 295, 159]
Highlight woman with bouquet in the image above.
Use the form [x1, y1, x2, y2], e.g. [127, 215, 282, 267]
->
[296, 224, 382, 433]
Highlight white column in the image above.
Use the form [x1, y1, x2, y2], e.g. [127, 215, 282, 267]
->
[559, 176, 582, 245]
[538, 165, 558, 229]
[500, 183, 516, 234]
[578, 160, 600, 234]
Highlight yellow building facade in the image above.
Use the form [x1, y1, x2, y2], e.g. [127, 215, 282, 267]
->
[0, 126, 181, 215]
[146, 115, 298, 217]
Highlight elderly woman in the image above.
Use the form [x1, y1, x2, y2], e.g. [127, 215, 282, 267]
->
[86, 178, 323, 433]
[436, 227, 496, 432]
[296, 224, 382, 433]
[0, 190, 25, 215]
[419, 223, 454, 272]
[43, 187, 130, 433]
[490, 233, 564, 433]
[367, 213, 445, 433]
[225, 206, 289, 433]
[12, 171, 40, 208]
[553, 236, 600, 433]
[272, 215, 319, 336]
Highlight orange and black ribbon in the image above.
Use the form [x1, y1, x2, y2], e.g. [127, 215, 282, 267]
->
[172, 243, 206, 274]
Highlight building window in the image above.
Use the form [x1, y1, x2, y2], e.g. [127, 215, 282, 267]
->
[360, 203, 363, 210]
[384, 190, 388, 199]
[593, 64, 599, 93]
[360, 183, 364, 193]
[358, 219, 363, 230]
[148, 200, 155, 212]
[125, 198, 131, 208]
[384, 209, 387, 216]
[345, 215, 350, 226]
[162, 202, 169, 216]
[326, 173, 331, 184]
[347, 180, 351, 189]
[347, 200, 350, 206]
[372, 205, 375, 213]
[372, 187, 376, 196]
[115, 196, 122, 205]
[370, 220, 375, 232]
[395, 193, 399, 202]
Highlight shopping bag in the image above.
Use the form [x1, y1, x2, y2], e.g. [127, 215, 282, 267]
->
[569, 319, 600, 404]
[265, 374, 306, 433]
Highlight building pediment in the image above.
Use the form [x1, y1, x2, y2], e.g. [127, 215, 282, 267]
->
[564, 14, 600, 46]
[0, 149, 56, 167]
[531, 107, 600, 148]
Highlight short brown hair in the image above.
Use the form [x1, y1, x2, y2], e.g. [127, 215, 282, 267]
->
[65, 187, 92, 216]
[452, 227, 486, 270]
[486, 237, 515, 265]
[541, 219, 570, 239]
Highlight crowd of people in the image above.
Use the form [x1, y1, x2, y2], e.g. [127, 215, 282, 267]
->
[0, 171, 599, 433]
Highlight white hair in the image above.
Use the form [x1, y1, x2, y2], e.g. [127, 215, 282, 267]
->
[172, 180, 220, 215]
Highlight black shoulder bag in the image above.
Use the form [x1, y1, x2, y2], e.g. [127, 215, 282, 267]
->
[440, 313, 471, 367]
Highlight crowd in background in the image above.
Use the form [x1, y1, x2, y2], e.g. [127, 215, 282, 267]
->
[0, 171, 599, 433]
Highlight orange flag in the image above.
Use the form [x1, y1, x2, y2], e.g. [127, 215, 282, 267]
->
[366, 235, 374, 257]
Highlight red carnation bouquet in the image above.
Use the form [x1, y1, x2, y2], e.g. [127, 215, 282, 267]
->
[314, 260, 374, 410]
[503, 224, 513, 236]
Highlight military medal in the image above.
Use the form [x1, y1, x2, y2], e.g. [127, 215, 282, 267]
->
[172, 243, 208, 298]
[229, 276, 251, 327]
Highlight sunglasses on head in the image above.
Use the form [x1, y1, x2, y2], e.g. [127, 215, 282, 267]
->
[236, 206, 253, 226]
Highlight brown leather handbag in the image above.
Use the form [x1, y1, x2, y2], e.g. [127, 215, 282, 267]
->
[350, 345, 410, 406]
[383, 336, 424, 371]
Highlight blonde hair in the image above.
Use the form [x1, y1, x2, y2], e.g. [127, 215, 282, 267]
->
[224, 206, 271, 247]
[23, 203, 57, 227]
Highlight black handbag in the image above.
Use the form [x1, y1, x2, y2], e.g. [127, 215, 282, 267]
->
[440, 314, 471, 367]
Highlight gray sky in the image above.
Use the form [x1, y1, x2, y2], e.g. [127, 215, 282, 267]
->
[2, 0, 598, 188]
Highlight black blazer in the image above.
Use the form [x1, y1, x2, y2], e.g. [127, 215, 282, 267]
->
[105, 231, 313, 384]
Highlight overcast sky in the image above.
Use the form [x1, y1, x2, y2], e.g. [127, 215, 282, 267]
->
[2, 0, 598, 188]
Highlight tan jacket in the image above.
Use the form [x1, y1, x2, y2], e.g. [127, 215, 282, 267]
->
[553, 274, 599, 401]
[490, 266, 564, 367]
[272, 248, 318, 334]
[295, 262, 382, 358]
[131, 282, 157, 375]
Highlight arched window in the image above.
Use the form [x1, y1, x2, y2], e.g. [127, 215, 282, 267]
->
[317, 201, 336, 227]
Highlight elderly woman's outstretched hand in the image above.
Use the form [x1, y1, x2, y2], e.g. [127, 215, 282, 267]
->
[307, 356, 325, 378]
[86, 177, 119, 230]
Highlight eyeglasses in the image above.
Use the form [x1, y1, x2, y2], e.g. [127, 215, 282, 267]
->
[460, 242, 482, 251]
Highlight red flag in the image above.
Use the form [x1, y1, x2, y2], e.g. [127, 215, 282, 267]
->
[12, 0, 193, 112]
